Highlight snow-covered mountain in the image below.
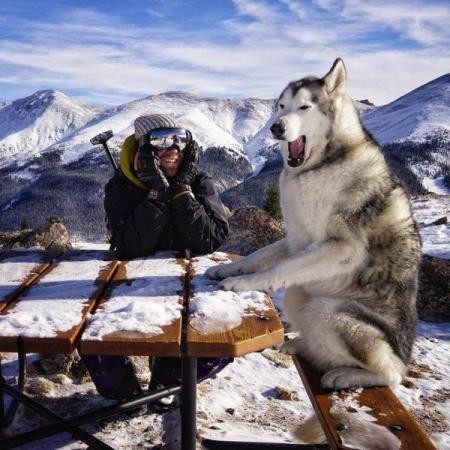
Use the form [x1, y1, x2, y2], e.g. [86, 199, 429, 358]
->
[45, 91, 275, 171]
[0, 90, 98, 161]
[0, 76, 448, 239]
[1, 73, 448, 173]
[362, 74, 450, 144]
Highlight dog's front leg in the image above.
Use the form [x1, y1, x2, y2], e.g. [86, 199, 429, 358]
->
[221, 238, 365, 292]
[206, 239, 288, 280]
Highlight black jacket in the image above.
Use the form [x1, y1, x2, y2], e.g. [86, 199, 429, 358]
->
[104, 169, 229, 260]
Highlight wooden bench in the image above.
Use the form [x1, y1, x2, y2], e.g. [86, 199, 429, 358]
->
[292, 354, 437, 450]
[0, 249, 437, 450]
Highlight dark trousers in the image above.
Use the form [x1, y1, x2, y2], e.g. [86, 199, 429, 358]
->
[82, 355, 233, 400]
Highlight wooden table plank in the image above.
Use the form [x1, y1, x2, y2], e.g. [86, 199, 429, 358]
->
[0, 250, 118, 353]
[292, 354, 437, 450]
[0, 250, 60, 312]
[80, 254, 186, 357]
[187, 254, 284, 357]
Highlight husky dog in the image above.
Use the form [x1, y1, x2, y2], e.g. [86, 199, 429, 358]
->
[206, 58, 421, 390]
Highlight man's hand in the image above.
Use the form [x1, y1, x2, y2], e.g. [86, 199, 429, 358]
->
[136, 144, 170, 202]
[172, 140, 200, 186]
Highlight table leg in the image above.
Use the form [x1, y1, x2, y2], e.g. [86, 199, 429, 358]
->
[0, 337, 26, 429]
[181, 355, 197, 450]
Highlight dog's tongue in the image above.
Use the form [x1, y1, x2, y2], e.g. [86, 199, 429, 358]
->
[288, 136, 305, 161]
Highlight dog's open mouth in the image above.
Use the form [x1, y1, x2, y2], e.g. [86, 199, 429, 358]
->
[288, 136, 306, 167]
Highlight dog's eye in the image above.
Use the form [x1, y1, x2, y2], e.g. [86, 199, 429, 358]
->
[298, 105, 310, 110]
[279, 104, 285, 109]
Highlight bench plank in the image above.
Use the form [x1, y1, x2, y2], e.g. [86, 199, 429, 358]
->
[292, 354, 437, 450]
[187, 254, 284, 357]
[80, 254, 186, 357]
[0, 250, 59, 312]
[0, 250, 118, 353]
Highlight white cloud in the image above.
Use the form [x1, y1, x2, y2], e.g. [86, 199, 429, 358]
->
[341, 0, 450, 46]
[0, 1, 448, 105]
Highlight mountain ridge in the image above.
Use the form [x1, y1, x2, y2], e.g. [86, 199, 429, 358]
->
[0, 90, 98, 161]
[0, 75, 448, 239]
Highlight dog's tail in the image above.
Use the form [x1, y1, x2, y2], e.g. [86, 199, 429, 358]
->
[294, 414, 327, 444]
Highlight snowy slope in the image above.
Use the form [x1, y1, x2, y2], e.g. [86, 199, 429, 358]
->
[362, 74, 450, 144]
[46, 92, 274, 167]
[0, 90, 98, 160]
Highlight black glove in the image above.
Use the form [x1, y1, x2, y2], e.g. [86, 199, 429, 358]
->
[172, 140, 200, 186]
[136, 143, 170, 202]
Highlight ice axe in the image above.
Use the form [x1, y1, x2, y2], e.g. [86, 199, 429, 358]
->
[90, 130, 118, 171]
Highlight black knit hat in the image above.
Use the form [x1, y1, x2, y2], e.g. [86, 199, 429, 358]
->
[134, 114, 181, 140]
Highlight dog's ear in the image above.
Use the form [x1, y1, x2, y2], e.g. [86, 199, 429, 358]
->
[323, 58, 346, 97]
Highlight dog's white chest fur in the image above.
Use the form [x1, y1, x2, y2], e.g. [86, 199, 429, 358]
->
[280, 168, 340, 249]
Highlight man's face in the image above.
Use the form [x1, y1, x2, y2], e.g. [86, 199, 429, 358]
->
[157, 147, 184, 178]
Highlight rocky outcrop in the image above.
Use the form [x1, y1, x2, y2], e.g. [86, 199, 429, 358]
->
[218, 206, 285, 256]
[0, 217, 72, 251]
[418, 255, 450, 322]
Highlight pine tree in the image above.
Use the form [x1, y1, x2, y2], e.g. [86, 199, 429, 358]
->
[20, 215, 30, 230]
[263, 185, 282, 221]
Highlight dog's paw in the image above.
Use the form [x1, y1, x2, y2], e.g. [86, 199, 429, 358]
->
[279, 337, 303, 355]
[321, 368, 353, 389]
[205, 263, 241, 280]
[321, 367, 385, 389]
[220, 275, 257, 292]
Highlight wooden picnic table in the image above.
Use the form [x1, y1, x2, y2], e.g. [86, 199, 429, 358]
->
[0, 249, 284, 450]
[0, 249, 436, 450]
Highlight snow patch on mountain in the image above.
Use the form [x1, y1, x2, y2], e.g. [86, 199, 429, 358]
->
[45, 92, 274, 168]
[0, 90, 98, 161]
[362, 74, 450, 144]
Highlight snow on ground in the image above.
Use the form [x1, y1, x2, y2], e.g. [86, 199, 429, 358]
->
[423, 177, 450, 196]
[0, 321, 448, 449]
[412, 195, 450, 259]
[0, 197, 449, 449]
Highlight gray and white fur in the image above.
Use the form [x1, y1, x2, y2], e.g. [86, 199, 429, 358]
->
[206, 58, 421, 391]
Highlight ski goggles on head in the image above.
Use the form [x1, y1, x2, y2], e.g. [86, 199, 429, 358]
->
[147, 127, 192, 152]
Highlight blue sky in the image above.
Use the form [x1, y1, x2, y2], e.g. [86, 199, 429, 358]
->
[0, 0, 449, 106]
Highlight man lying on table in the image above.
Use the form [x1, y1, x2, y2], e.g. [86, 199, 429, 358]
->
[83, 114, 232, 411]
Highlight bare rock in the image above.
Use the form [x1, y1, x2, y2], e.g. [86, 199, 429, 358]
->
[30, 351, 85, 379]
[24, 217, 72, 251]
[0, 217, 72, 251]
[274, 386, 299, 401]
[417, 255, 450, 322]
[26, 377, 55, 396]
[423, 216, 447, 227]
[130, 355, 151, 384]
[261, 349, 293, 368]
[219, 207, 286, 256]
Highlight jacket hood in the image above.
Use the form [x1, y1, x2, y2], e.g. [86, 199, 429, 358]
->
[119, 134, 148, 190]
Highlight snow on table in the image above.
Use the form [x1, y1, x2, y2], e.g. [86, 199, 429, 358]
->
[0, 250, 113, 348]
[81, 253, 185, 355]
[0, 249, 53, 306]
[187, 253, 284, 357]
[189, 253, 270, 335]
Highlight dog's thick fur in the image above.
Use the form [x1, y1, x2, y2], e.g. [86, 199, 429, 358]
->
[206, 59, 421, 392]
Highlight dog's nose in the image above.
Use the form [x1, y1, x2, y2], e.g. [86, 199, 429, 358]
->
[270, 121, 286, 139]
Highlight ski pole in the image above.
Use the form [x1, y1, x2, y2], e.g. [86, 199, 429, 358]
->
[90, 130, 118, 171]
